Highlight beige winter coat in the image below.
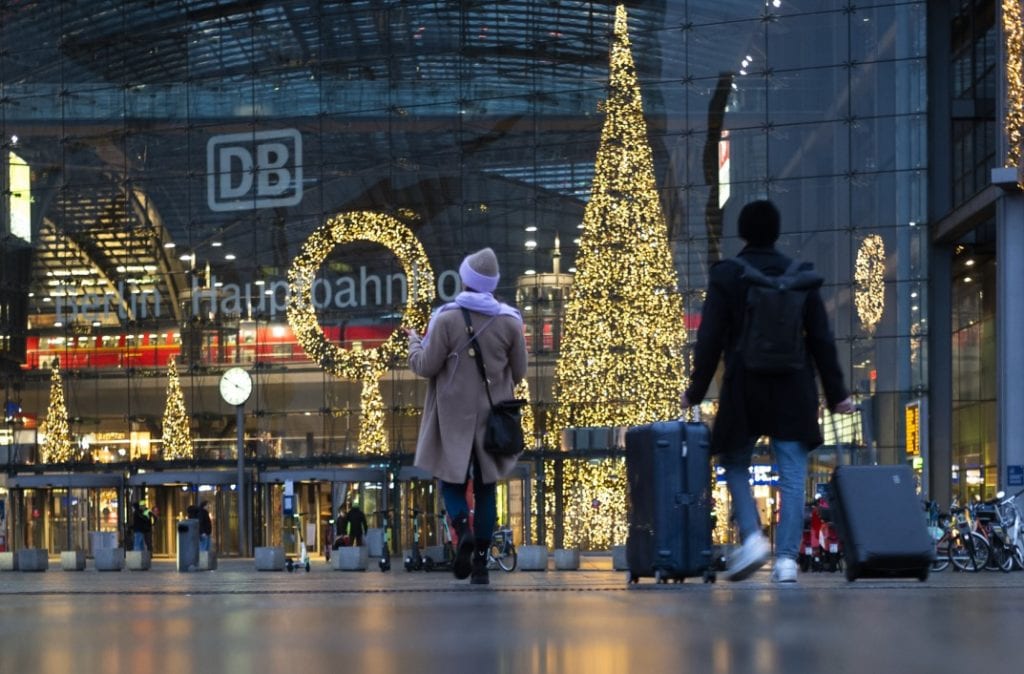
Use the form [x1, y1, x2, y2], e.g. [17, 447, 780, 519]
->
[408, 308, 528, 484]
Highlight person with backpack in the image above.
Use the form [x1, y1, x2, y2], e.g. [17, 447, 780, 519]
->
[132, 501, 157, 552]
[681, 200, 855, 583]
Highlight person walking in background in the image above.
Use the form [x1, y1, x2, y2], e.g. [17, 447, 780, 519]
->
[681, 200, 855, 583]
[198, 501, 213, 552]
[132, 501, 156, 552]
[332, 504, 349, 549]
[130, 502, 146, 551]
[345, 502, 367, 547]
[406, 247, 528, 585]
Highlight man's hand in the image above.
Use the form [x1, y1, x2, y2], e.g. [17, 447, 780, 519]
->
[681, 393, 691, 409]
[833, 397, 856, 414]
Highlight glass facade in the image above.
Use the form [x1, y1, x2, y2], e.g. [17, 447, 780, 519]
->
[1, 1, 929, 553]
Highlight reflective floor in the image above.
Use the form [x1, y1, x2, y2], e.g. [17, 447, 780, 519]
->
[0, 557, 1020, 674]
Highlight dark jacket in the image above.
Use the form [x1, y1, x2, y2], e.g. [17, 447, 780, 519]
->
[133, 506, 154, 533]
[684, 246, 849, 455]
[346, 506, 367, 537]
[199, 508, 213, 536]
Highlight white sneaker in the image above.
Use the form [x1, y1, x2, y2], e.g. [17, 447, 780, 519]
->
[722, 532, 770, 582]
[771, 557, 798, 583]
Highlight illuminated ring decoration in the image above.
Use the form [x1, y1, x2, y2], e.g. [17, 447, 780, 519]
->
[854, 234, 886, 334]
[287, 211, 435, 379]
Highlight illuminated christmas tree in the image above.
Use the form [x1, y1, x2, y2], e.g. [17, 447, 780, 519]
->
[545, 5, 685, 549]
[39, 361, 75, 463]
[161, 358, 194, 460]
[549, 5, 685, 440]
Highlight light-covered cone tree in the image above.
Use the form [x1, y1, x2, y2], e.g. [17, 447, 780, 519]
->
[545, 4, 685, 549]
[161, 357, 194, 460]
[39, 361, 75, 463]
[549, 4, 685, 437]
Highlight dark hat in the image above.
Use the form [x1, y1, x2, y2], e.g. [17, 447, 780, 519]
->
[737, 200, 781, 246]
[459, 247, 500, 293]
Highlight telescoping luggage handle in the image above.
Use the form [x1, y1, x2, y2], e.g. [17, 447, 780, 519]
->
[677, 406, 702, 458]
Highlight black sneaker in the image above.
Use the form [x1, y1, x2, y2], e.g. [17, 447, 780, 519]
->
[470, 550, 490, 585]
[452, 515, 474, 580]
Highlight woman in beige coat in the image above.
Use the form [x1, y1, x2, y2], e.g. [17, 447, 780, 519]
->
[406, 248, 528, 584]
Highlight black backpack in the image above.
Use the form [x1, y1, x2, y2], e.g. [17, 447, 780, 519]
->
[732, 256, 823, 374]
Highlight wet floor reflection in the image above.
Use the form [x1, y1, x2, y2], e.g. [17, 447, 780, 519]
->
[0, 585, 1019, 673]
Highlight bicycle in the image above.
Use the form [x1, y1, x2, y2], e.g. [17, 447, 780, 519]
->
[994, 488, 1024, 569]
[972, 498, 1015, 572]
[487, 525, 517, 572]
[948, 503, 991, 572]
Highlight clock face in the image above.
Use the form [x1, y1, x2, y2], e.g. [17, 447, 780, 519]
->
[219, 367, 252, 406]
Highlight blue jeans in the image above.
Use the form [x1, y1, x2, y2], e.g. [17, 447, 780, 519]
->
[199, 533, 210, 552]
[133, 532, 146, 551]
[440, 457, 496, 545]
[721, 437, 810, 560]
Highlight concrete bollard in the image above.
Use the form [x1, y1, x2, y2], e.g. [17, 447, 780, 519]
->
[332, 546, 369, 571]
[365, 528, 384, 558]
[554, 548, 581, 570]
[199, 550, 218, 571]
[612, 545, 629, 571]
[518, 545, 549, 571]
[61, 550, 87, 571]
[0, 551, 19, 571]
[254, 546, 286, 571]
[126, 550, 152, 570]
[94, 548, 124, 571]
[18, 548, 49, 572]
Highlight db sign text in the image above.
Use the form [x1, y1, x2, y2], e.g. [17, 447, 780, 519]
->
[207, 129, 303, 212]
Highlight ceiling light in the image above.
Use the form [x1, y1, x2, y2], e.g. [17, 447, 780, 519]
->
[225, 253, 236, 261]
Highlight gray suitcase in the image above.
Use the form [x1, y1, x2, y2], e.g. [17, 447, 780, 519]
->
[625, 420, 716, 583]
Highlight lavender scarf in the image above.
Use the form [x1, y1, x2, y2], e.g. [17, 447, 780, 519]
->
[421, 291, 522, 347]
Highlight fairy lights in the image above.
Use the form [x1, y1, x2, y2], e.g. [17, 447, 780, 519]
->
[161, 357, 194, 460]
[39, 361, 75, 463]
[854, 234, 886, 334]
[287, 211, 435, 454]
[514, 379, 535, 449]
[542, 5, 684, 547]
[547, 4, 685, 443]
[544, 457, 627, 550]
[1003, 0, 1024, 188]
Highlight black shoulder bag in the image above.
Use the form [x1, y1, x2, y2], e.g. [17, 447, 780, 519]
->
[460, 308, 527, 456]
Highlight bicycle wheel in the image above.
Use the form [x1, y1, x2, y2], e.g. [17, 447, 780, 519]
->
[988, 539, 1014, 573]
[950, 532, 990, 572]
[931, 536, 950, 572]
[491, 544, 517, 572]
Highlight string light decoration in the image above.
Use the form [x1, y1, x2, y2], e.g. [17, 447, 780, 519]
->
[161, 358, 194, 460]
[1004, 0, 1024, 188]
[854, 234, 886, 334]
[544, 458, 627, 550]
[287, 211, 435, 454]
[547, 4, 685, 442]
[39, 361, 75, 463]
[515, 379, 535, 449]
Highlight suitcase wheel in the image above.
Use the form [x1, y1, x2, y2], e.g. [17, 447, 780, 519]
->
[627, 571, 638, 584]
[845, 563, 859, 582]
[702, 570, 716, 583]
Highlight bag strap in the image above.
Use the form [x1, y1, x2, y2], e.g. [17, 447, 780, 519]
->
[460, 308, 495, 407]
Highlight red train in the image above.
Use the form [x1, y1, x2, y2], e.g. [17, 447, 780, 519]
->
[22, 322, 396, 371]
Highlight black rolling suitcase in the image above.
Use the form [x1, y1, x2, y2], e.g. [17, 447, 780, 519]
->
[829, 464, 933, 581]
[625, 420, 716, 584]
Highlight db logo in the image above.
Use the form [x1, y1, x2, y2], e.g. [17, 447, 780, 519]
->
[207, 129, 303, 212]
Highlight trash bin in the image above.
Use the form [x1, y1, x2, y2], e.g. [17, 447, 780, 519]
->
[176, 519, 199, 572]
